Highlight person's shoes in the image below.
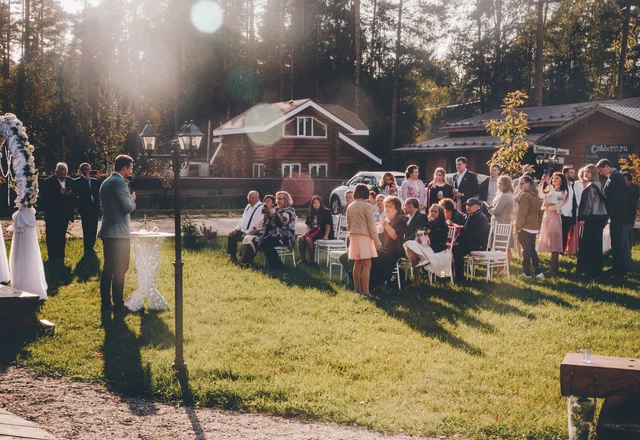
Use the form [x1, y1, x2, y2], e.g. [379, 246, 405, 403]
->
[113, 306, 131, 315]
[297, 259, 307, 265]
[535, 272, 544, 279]
[522, 273, 532, 279]
[416, 259, 430, 268]
[355, 292, 378, 300]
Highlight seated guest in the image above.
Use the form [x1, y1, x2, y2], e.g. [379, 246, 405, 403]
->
[228, 190, 262, 262]
[403, 197, 428, 242]
[452, 198, 490, 283]
[298, 195, 334, 265]
[404, 204, 450, 286]
[239, 195, 276, 264]
[439, 198, 467, 225]
[342, 190, 355, 214]
[258, 191, 296, 269]
[370, 196, 408, 288]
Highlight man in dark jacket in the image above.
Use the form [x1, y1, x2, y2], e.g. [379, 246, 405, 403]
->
[597, 159, 628, 277]
[40, 162, 75, 262]
[403, 198, 428, 242]
[622, 172, 639, 271]
[452, 156, 479, 205]
[452, 198, 490, 283]
[75, 162, 101, 253]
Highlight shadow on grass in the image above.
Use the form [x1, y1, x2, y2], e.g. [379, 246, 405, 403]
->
[257, 264, 339, 295]
[73, 250, 101, 282]
[43, 260, 73, 296]
[0, 330, 39, 366]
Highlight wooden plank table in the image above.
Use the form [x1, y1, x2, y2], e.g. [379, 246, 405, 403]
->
[560, 353, 640, 398]
[0, 285, 53, 331]
[0, 408, 57, 439]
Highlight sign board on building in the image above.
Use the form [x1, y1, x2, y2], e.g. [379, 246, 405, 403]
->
[533, 145, 570, 155]
[584, 144, 633, 164]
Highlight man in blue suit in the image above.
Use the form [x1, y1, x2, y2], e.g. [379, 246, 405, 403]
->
[98, 155, 136, 314]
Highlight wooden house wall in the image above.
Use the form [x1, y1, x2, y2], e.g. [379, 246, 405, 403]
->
[215, 108, 376, 178]
[544, 112, 640, 169]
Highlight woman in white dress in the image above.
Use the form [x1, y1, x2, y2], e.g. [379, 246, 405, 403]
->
[404, 204, 451, 285]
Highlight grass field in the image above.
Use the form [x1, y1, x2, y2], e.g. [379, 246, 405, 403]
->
[3, 237, 640, 439]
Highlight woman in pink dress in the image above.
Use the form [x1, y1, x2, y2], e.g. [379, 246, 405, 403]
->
[537, 172, 568, 275]
[346, 184, 382, 299]
[400, 164, 428, 210]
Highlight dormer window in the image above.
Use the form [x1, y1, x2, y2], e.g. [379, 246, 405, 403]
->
[283, 117, 327, 138]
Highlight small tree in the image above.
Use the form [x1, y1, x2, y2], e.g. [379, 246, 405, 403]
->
[485, 91, 530, 177]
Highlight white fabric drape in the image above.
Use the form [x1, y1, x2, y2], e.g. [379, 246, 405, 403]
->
[10, 207, 47, 299]
[0, 223, 10, 283]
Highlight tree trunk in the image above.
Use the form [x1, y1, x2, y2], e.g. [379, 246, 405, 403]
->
[354, 0, 360, 109]
[390, 0, 403, 150]
[369, 0, 377, 74]
[279, 0, 285, 101]
[316, 14, 320, 101]
[617, 4, 631, 99]
[3, 0, 11, 112]
[534, 0, 544, 106]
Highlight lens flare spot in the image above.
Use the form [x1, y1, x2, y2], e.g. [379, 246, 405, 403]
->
[190, 0, 223, 34]
[227, 66, 261, 101]
[246, 104, 284, 146]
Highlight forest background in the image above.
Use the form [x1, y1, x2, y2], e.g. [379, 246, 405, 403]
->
[0, 0, 639, 173]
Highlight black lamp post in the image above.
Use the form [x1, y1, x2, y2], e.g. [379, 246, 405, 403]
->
[139, 120, 204, 373]
[535, 152, 559, 175]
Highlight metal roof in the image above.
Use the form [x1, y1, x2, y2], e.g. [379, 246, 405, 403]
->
[395, 133, 543, 153]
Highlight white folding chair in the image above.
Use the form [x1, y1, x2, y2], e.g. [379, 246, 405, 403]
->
[328, 249, 347, 281]
[467, 220, 512, 282]
[315, 215, 348, 265]
[393, 258, 413, 289]
[426, 232, 457, 285]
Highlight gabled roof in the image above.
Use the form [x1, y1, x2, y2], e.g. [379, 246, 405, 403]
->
[394, 134, 543, 153]
[441, 97, 640, 133]
[213, 99, 368, 136]
[536, 104, 640, 145]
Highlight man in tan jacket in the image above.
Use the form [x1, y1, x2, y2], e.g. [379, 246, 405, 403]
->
[515, 175, 543, 278]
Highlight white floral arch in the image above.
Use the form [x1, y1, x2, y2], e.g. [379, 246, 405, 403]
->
[0, 113, 47, 299]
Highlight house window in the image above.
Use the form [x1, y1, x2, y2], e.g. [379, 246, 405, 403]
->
[282, 163, 301, 178]
[283, 117, 327, 138]
[253, 163, 265, 178]
[309, 163, 328, 178]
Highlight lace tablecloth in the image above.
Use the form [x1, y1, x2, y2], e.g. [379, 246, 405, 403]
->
[125, 231, 174, 311]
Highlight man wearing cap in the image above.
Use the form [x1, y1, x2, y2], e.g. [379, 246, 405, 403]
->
[452, 198, 490, 283]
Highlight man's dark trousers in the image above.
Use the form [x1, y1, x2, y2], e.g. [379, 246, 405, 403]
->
[100, 238, 131, 309]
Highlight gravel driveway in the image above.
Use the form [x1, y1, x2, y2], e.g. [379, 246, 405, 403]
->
[0, 367, 445, 440]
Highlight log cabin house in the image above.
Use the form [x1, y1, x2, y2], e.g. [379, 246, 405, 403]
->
[210, 99, 382, 178]
[393, 97, 640, 178]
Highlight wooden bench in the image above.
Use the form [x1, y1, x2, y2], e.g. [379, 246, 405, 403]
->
[0, 285, 54, 332]
[0, 408, 58, 439]
[561, 353, 640, 439]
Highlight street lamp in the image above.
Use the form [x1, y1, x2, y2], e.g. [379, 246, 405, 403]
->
[139, 120, 204, 373]
[535, 152, 559, 175]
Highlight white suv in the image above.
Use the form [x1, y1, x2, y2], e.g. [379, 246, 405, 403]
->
[329, 171, 405, 214]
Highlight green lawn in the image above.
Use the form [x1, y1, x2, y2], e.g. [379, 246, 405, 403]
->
[4, 237, 640, 439]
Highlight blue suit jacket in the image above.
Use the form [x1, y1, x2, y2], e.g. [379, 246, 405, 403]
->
[98, 172, 136, 239]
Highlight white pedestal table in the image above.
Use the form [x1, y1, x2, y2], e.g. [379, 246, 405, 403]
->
[125, 231, 175, 311]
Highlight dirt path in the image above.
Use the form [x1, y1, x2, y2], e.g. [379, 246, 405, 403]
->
[0, 367, 442, 440]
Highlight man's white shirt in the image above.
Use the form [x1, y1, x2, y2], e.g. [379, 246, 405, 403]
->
[236, 202, 263, 234]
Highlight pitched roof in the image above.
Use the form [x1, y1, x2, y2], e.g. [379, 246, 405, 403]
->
[394, 133, 543, 153]
[441, 97, 640, 133]
[213, 99, 368, 136]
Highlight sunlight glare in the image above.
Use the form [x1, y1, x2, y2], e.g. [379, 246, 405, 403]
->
[190, 0, 223, 34]
[246, 105, 284, 146]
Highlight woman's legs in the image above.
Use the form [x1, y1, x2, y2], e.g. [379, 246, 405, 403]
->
[405, 248, 423, 287]
[546, 251, 559, 275]
[306, 237, 315, 263]
[353, 259, 363, 293]
[361, 258, 372, 296]
[298, 236, 307, 263]
[240, 244, 256, 264]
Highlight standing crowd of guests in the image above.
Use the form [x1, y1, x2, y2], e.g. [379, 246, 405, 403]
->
[227, 157, 638, 299]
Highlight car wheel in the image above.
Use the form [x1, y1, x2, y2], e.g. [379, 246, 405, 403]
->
[330, 196, 341, 215]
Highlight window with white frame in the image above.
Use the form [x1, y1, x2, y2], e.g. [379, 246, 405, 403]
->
[253, 163, 265, 178]
[282, 163, 301, 178]
[283, 117, 327, 138]
[309, 163, 328, 178]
